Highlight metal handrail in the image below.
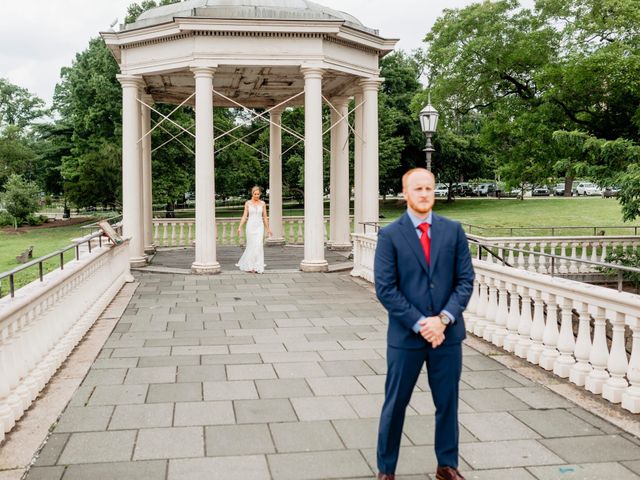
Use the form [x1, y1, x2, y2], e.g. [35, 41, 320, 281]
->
[470, 237, 640, 292]
[0, 228, 119, 299]
[461, 223, 640, 236]
[79, 214, 123, 230]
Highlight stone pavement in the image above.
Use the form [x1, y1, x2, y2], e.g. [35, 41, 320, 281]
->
[23, 271, 640, 480]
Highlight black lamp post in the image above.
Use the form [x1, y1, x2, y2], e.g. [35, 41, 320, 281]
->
[419, 95, 439, 171]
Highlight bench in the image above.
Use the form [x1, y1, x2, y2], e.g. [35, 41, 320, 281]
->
[16, 246, 34, 264]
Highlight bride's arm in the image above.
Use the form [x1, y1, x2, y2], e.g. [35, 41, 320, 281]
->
[262, 201, 272, 236]
[237, 202, 249, 234]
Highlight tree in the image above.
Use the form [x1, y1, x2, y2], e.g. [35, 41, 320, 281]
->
[125, 0, 182, 24]
[1, 174, 40, 228]
[0, 78, 48, 136]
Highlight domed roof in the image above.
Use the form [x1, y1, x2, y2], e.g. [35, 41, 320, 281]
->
[127, 0, 377, 34]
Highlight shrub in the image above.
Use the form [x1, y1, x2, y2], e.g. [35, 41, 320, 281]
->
[0, 174, 40, 228]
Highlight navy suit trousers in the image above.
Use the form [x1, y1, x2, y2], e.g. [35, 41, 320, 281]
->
[377, 342, 462, 473]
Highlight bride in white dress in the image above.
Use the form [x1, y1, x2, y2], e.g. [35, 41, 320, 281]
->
[236, 186, 272, 273]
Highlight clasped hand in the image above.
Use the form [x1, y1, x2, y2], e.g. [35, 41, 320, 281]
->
[418, 316, 446, 348]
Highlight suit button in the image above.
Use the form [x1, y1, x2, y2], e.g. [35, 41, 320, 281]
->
[430, 283, 435, 289]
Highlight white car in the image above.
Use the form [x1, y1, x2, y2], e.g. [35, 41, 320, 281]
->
[575, 182, 601, 196]
[434, 184, 449, 197]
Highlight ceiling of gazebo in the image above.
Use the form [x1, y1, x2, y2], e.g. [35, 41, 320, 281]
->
[143, 65, 355, 107]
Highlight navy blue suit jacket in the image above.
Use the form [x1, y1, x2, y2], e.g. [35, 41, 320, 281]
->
[374, 212, 475, 350]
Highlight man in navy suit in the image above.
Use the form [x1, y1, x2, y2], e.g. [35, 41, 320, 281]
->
[374, 168, 474, 480]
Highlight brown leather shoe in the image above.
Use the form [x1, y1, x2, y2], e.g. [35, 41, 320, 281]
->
[377, 473, 395, 480]
[436, 466, 465, 480]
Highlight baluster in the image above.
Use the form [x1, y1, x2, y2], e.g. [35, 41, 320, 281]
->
[585, 306, 610, 394]
[569, 302, 593, 386]
[600, 241, 608, 263]
[473, 274, 488, 337]
[465, 279, 480, 333]
[171, 222, 177, 246]
[483, 277, 498, 342]
[602, 312, 629, 403]
[507, 243, 515, 266]
[526, 289, 546, 364]
[162, 222, 168, 247]
[503, 282, 520, 352]
[0, 330, 17, 435]
[553, 297, 576, 377]
[179, 222, 185, 246]
[622, 316, 640, 413]
[297, 219, 304, 244]
[579, 241, 590, 272]
[589, 241, 599, 266]
[569, 242, 579, 273]
[538, 242, 547, 274]
[153, 221, 159, 246]
[514, 287, 533, 358]
[527, 244, 537, 272]
[559, 242, 569, 274]
[539, 293, 560, 370]
[517, 244, 526, 270]
[492, 279, 509, 347]
[219, 222, 226, 246]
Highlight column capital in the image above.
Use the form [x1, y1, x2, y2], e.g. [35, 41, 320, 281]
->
[116, 74, 144, 88]
[191, 66, 216, 78]
[269, 106, 284, 117]
[300, 66, 324, 79]
[358, 77, 384, 91]
[141, 93, 154, 106]
[331, 96, 350, 109]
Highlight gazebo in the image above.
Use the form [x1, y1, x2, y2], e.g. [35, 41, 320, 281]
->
[101, 0, 397, 273]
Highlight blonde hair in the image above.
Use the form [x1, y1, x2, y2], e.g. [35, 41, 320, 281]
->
[251, 186, 261, 195]
[402, 168, 434, 191]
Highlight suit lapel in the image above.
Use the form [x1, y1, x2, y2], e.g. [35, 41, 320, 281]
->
[429, 213, 443, 272]
[398, 213, 430, 277]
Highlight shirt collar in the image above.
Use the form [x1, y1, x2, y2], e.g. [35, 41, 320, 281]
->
[407, 209, 432, 229]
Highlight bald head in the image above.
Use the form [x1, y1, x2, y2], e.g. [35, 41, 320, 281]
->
[402, 168, 435, 192]
[402, 168, 436, 217]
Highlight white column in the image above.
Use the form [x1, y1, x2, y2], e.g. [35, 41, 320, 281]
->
[360, 78, 382, 231]
[141, 94, 155, 254]
[267, 108, 285, 245]
[191, 67, 220, 274]
[300, 67, 328, 272]
[331, 97, 351, 250]
[329, 103, 338, 246]
[117, 74, 146, 267]
[354, 91, 364, 234]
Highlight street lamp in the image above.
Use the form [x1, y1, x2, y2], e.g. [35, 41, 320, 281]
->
[419, 95, 439, 171]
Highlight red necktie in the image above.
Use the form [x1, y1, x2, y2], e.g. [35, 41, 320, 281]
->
[418, 223, 430, 265]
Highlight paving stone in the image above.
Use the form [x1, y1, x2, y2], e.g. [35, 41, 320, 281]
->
[91, 358, 139, 369]
[267, 450, 372, 480]
[528, 462, 640, 480]
[177, 365, 226, 382]
[510, 409, 602, 438]
[81, 369, 127, 386]
[205, 424, 275, 455]
[459, 388, 530, 412]
[273, 362, 326, 378]
[234, 398, 297, 423]
[174, 401, 235, 426]
[58, 430, 136, 464]
[124, 366, 176, 384]
[201, 353, 261, 365]
[332, 417, 405, 449]
[134, 427, 204, 460]
[168, 456, 270, 480]
[345, 393, 386, 418]
[284, 340, 343, 352]
[203, 380, 258, 400]
[460, 439, 564, 469]
[462, 354, 505, 371]
[24, 466, 65, 480]
[172, 345, 228, 355]
[540, 435, 640, 463]
[111, 347, 171, 358]
[54, 406, 113, 433]
[505, 386, 575, 409]
[408, 392, 436, 415]
[67, 386, 94, 407]
[361, 445, 439, 476]
[255, 378, 313, 399]
[61, 460, 167, 480]
[109, 403, 174, 430]
[260, 351, 323, 363]
[88, 384, 148, 406]
[455, 468, 536, 479]
[270, 421, 343, 452]
[291, 396, 358, 421]
[461, 370, 525, 389]
[307, 376, 368, 396]
[622, 460, 640, 475]
[356, 375, 386, 393]
[138, 355, 200, 367]
[319, 349, 381, 361]
[319, 360, 375, 377]
[227, 363, 276, 380]
[147, 382, 202, 402]
[459, 412, 539, 441]
[33, 433, 69, 466]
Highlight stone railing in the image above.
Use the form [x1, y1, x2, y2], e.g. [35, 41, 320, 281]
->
[469, 234, 640, 276]
[350, 233, 640, 414]
[153, 216, 353, 247]
[0, 238, 132, 442]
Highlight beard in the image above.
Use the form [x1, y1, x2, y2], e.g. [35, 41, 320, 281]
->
[406, 195, 433, 215]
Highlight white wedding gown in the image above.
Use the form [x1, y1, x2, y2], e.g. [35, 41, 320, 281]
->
[236, 202, 266, 273]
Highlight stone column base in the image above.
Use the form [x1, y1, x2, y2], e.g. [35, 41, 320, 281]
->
[329, 243, 352, 251]
[266, 237, 286, 246]
[144, 245, 157, 255]
[130, 256, 148, 268]
[191, 262, 221, 275]
[300, 260, 329, 272]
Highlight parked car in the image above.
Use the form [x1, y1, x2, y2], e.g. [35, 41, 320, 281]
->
[575, 182, 602, 196]
[531, 186, 550, 196]
[434, 183, 449, 198]
[452, 183, 474, 197]
[601, 186, 621, 198]
[553, 183, 573, 196]
[473, 183, 496, 196]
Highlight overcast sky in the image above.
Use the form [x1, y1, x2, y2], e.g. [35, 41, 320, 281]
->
[0, 0, 495, 107]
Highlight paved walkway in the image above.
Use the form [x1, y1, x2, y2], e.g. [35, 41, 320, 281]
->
[23, 271, 640, 479]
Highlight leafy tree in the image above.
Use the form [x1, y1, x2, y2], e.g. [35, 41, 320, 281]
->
[0, 174, 40, 228]
[0, 128, 39, 188]
[0, 78, 48, 136]
[125, 0, 182, 24]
